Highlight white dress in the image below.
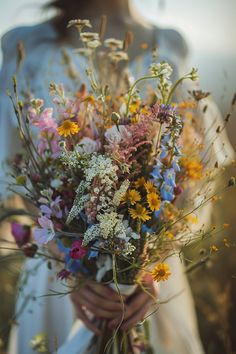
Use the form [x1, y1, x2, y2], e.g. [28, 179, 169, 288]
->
[1, 21, 233, 354]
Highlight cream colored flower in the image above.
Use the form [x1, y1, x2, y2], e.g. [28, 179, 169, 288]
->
[104, 38, 124, 51]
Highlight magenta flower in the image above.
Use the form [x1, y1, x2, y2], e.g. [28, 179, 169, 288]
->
[57, 269, 71, 280]
[33, 216, 55, 244]
[69, 239, 88, 259]
[11, 222, 31, 247]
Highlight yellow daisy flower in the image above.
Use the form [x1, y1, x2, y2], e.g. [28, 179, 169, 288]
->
[145, 181, 157, 194]
[129, 204, 151, 222]
[57, 120, 80, 137]
[134, 177, 146, 188]
[147, 192, 161, 211]
[151, 263, 171, 282]
[124, 189, 141, 205]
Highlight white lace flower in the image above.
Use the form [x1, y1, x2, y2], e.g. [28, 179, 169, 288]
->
[113, 180, 130, 207]
[97, 212, 120, 239]
[123, 242, 136, 256]
[83, 224, 101, 245]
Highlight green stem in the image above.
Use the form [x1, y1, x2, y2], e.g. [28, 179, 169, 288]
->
[125, 74, 161, 116]
[165, 74, 193, 104]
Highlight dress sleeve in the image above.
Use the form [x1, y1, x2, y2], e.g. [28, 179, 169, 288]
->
[0, 29, 22, 198]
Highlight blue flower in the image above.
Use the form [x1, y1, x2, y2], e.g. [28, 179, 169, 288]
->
[57, 238, 70, 254]
[172, 156, 180, 172]
[161, 183, 175, 201]
[65, 254, 89, 274]
[88, 250, 99, 259]
[174, 144, 182, 156]
[151, 166, 162, 180]
[161, 133, 171, 145]
[163, 168, 176, 187]
[142, 224, 154, 234]
[160, 145, 168, 159]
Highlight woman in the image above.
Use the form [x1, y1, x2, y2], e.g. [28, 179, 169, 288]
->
[1, 0, 226, 353]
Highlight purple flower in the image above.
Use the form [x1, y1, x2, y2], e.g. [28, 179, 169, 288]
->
[11, 222, 31, 247]
[33, 216, 55, 244]
[40, 196, 62, 219]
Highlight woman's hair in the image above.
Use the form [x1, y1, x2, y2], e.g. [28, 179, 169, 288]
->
[45, 0, 91, 36]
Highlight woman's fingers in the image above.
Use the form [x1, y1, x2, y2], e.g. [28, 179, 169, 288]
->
[71, 289, 122, 319]
[74, 303, 101, 335]
[108, 290, 154, 328]
[71, 285, 123, 313]
[87, 282, 122, 302]
[121, 303, 150, 331]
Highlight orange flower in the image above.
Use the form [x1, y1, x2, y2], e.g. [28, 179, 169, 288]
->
[129, 204, 151, 222]
[145, 181, 157, 194]
[57, 120, 80, 137]
[123, 190, 141, 205]
[152, 263, 171, 282]
[134, 177, 146, 188]
[147, 192, 161, 211]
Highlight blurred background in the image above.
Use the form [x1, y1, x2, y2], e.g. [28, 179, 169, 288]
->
[0, 1, 235, 353]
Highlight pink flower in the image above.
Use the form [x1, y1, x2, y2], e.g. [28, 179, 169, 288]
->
[29, 107, 57, 130]
[11, 222, 31, 247]
[69, 239, 88, 259]
[37, 127, 60, 158]
[33, 216, 55, 244]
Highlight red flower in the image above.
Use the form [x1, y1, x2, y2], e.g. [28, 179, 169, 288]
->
[11, 222, 31, 247]
[69, 239, 88, 259]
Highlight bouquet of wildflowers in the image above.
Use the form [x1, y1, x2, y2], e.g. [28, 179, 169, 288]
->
[2, 18, 235, 354]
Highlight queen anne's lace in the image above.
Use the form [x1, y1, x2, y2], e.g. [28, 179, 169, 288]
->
[83, 224, 101, 246]
[112, 179, 130, 207]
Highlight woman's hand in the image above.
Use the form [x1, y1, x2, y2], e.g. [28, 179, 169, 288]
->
[70, 281, 125, 335]
[108, 275, 158, 331]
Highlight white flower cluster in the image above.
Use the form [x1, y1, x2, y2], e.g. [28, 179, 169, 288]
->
[86, 154, 118, 183]
[123, 242, 136, 256]
[66, 181, 90, 224]
[83, 224, 101, 246]
[67, 154, 118, 223]
[112, 179, 130, 207]
[61, 150, 81, 168]
[150, 62, 173, 79]
[97, 212, 121, 239]
[83, 211, 139, 253]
